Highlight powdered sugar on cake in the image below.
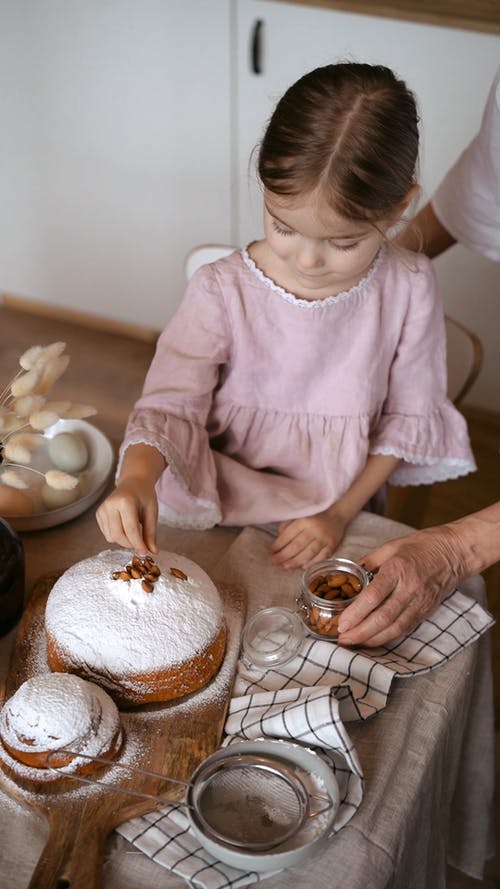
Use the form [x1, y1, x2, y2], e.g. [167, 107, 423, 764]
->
[0, 673, 121, 781]
[45, 549, 224, 677]
[1, 674, 96, 753]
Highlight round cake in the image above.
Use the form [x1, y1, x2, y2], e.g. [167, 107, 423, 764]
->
[44, 549, 227, 706]
[0, 673, 122, 781]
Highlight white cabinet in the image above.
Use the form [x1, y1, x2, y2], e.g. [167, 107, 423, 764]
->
[234, 0, 500, 410]
[234, 0, 500, 243]
[0, 0, 232, 330]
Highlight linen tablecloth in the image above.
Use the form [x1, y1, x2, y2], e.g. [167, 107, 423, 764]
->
[0, 513, 495, 889]
[115, 525, 493, 889]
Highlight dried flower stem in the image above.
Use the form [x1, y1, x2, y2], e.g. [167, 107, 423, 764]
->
[0, 341, 96, 499]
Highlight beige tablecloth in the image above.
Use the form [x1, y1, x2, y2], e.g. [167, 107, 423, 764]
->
[0, 512, 495, 889]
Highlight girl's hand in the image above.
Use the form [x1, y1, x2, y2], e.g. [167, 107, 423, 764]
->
[96, 478, 159, 556]
[270, 510, 347, 569]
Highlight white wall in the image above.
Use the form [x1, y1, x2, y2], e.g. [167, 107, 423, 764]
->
[0, 0, 232, 330]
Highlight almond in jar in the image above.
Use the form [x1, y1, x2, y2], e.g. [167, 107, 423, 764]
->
[297, 558, 371, 641]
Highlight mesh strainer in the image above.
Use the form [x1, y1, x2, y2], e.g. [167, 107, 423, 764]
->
[187, 752, 316, 850]
[45, 744, 334, 853]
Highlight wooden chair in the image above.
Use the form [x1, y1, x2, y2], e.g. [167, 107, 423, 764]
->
[184, 244, 236, 281]
[184, 244, 484, 527]
[444, 314, 483, 408]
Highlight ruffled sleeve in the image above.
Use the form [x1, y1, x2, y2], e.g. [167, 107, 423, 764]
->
[117, 263, 232, 519]
[369, 255, 477, 485]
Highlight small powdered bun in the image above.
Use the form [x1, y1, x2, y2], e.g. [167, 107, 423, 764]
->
[0, 673, 122, 781]
[44, 549, 227, 706]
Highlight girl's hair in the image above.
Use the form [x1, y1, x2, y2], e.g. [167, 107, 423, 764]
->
[258, 62, 419, 223]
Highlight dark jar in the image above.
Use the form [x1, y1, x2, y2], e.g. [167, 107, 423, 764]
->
[0, 517, 25, 637]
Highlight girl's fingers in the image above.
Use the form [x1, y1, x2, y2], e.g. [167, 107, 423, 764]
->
[120, 509, 149, 556]
[273, 537, 328, 569]
[271, 517, 339, 568]
[96, 506, 125, 547]
[270, 525, 298, 553]
[99, 500, 146, 554]
[142, 504, 159, 554]
[95, 506, 109, 539]
[301, 543, 332, 568]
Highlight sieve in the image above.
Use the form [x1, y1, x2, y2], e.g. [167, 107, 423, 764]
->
[187, 751, 330, 850]
[45, 744, 335, 853]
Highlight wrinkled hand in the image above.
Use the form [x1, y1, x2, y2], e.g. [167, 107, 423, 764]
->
[96, 478, 159, 556]
[270, 511, 347, 569]
[337, 525, 465, 647]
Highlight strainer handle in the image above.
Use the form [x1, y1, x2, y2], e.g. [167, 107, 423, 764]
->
[44, 749, 193, 803]
[307, 791, 335, 820]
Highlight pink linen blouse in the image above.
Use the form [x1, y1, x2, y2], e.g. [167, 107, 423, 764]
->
[120, 246, 476, 530]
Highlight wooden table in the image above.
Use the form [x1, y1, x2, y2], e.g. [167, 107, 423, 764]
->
[0, 506, 495, 889]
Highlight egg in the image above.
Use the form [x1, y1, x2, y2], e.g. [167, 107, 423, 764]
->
[0, 486, 35, 516]
[41, 481, 82, 511]
[47, 433, 89, 473]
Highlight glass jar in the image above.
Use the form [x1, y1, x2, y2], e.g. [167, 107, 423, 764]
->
[297, 558, 371, 641]
[0, 517, 25, 637]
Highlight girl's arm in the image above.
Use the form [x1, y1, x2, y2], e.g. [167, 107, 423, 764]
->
[327, 453, 400, 527]
[271, 454, 399, 569]
[96, 264, 231, 553]
[96, 443, 167, 555]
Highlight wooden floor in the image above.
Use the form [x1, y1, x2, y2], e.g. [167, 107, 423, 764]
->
[1, 301, 498, 887]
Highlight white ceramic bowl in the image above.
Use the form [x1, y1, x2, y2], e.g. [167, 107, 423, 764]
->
[187, 738, 340, 873]
[5, 419, 115, 531]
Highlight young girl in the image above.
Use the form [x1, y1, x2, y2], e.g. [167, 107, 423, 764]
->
[97, 62, 475, 570]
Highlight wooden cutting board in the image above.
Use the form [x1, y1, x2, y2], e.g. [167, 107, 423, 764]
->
[0, 569, 246, 889]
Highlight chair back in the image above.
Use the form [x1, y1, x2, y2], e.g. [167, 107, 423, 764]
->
[184, 244, 236, 281]
[445, 315, 483, 406]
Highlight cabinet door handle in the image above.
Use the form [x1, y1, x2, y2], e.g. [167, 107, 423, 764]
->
[251, 19, 263, 75]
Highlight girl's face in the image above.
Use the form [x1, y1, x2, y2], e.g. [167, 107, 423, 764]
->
[263, 189, 391, 299]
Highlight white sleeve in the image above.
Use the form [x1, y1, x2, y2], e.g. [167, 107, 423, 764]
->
[431, 66, 500, 261]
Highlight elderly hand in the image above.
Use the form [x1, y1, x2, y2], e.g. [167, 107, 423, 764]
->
[337, 524, 467, 647]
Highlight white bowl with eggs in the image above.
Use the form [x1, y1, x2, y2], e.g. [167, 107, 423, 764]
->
[0, 420, 114, 531]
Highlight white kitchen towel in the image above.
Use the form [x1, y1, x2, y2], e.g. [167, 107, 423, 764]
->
[117, 689, 363, 889]
[116, 526, 494, 888]
[230, 586, 494, 723]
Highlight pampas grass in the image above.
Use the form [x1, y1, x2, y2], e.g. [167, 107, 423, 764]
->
[0, 342, 96, 499]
